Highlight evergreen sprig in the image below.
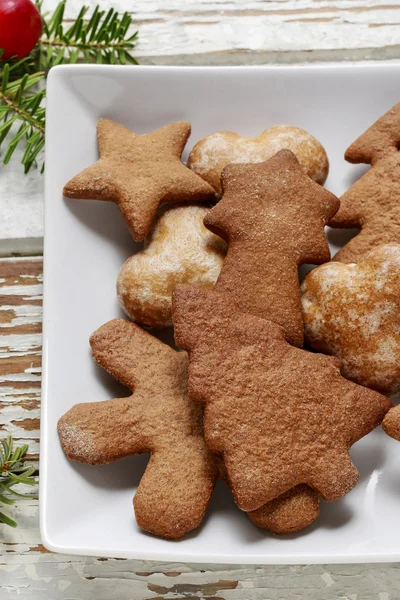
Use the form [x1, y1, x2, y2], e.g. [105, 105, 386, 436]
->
[0, 436, 36, 528]
[36, 1, 138, 70]
[0, 1, 138, 173]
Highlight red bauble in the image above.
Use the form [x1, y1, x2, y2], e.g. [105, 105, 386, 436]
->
[0, 0, 42, 60]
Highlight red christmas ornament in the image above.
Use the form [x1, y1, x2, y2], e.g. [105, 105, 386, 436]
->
[0, 0, 42, 60]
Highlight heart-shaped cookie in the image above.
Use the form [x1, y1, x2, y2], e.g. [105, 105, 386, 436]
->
[301, 244, 400, 394]
[188, 125, 329, 195]
[117, 204, 226, 328]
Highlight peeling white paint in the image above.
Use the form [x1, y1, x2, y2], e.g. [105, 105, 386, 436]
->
[0, 333, 42, 353]
[0, 284, 43, 297]
[0, 304, 42, 328]
[321, 571, 335, 587]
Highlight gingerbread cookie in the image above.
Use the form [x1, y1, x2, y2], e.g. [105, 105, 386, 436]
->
[330, 103, 400, 263]
[383, 406, 400, 441]
[58, 319, 218, 539]
[63, 119, 215, 242]
[188, 125, 329, 195]
[204, 150, 339, 347]
[248, 485, 320, 534]
[302, 244, 400, 395]
[173, 286, 391, 512]
[117, 204, 226, 328]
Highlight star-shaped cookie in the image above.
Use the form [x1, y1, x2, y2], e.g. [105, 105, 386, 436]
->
[63, 119, 215, 241]
[173, 285, 391, 512]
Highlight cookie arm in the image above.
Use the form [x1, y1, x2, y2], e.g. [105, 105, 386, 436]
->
[58, 396, 145, 464]
[134, 442, 217, 539]
[90, 319, 178, 390]
[383, 406, 400, 441]
[345, 103, 400, 166]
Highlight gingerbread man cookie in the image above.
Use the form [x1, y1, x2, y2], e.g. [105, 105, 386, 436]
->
[63, 119, 215, 241]
[302, 244, 400, 394]
[173, 286, 391, 512]
[58, 319, 218, 539]
[330, 103, 400, 263]
[204, 150, 339, 347]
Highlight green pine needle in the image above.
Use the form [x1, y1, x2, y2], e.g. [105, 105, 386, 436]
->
[0, 1, 138, 173]
[0, 436, 36, 528]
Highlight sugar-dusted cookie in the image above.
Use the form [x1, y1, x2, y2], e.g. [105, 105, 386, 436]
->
[58, 319, 218, 539]
[188, 125, 329, 195]
[63, 119, 215, 242]
[173, 285, 391, 512]
[204, 150, 339, 347]
[302, 244, 400, 395]
[117, 204, 226, 328]
[383, 406, 400, 441]
[330, 103, 400, 263]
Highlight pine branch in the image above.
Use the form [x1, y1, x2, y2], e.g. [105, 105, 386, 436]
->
[0, 436, 36, 528]
[0, 1, 138, 173]
[0, 63, 46, 172]
[35, 1, 138, 70]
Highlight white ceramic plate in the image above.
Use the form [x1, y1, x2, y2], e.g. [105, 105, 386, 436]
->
[41, 63, 400, 563]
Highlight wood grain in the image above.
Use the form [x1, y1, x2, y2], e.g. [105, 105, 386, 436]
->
[0, 257, 399, 599]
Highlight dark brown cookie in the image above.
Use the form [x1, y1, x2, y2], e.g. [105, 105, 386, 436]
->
[58, 319, 218, 539]
[63, 119, 215, 242]
[173, 285, 391, 512]
[204, 149, 339, 348]
[330, 103, 400, 263]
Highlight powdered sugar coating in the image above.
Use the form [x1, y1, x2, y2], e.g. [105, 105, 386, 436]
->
[117, 204, 226, 328]
[187, 125, 329, 195]
[301, 243, 400, 394]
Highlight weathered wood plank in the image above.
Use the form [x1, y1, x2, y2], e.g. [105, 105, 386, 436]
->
[53, 0, 400, 59]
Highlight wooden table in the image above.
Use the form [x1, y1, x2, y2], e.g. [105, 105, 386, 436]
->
[1, 1, 400, 597]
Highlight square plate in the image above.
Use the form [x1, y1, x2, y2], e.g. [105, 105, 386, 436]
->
[41, 63, 400, 564]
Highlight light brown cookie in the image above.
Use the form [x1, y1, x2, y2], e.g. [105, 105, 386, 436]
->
[204, 149, 339, 348]
[57, 319, 218, 539]
[188, 125, 329, 195]
[302, 244, 400, 394]
[330, 103, 400, 263]
[63, 119, 215, 242]
[383, 406, 400, 441]
[173, 285, 391, 512]
[117, 204, 226, 328]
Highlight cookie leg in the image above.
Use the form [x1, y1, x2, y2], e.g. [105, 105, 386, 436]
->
[249, 485, 320, 534]
[58, 397, 144, 464]
[134, 442, 217, 539]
